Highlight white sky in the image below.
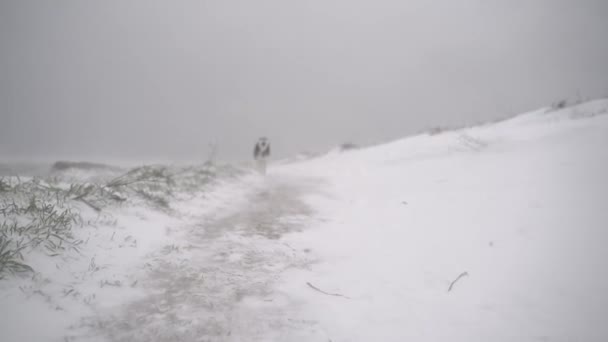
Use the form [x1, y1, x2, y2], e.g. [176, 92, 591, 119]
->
[1, 0, 607, 162]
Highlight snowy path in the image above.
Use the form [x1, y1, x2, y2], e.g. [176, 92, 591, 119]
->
[2, 100, 607, 342]
[75, 174, 325, 341]
[75, 102, 608, 342]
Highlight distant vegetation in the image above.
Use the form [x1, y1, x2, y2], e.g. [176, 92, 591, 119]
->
[51, 161, 120, 172]
[339, 143, 359, 151]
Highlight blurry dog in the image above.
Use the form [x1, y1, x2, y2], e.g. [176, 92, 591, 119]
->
[253, 137, 270, 174]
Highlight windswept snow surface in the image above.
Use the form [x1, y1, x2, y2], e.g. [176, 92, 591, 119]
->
[1, 100, 607, 341]
[275, 99, 608, 341]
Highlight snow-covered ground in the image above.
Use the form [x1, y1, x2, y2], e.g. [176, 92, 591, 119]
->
[1, 99, 607, 341]
[274, 99, 608, 341]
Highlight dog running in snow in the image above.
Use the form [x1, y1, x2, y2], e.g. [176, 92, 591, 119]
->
[253, 137, 270, 174]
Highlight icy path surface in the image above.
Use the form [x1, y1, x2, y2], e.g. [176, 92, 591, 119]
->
[75, 174, 325, 341]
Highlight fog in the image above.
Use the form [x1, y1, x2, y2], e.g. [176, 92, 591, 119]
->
[1, 0, 607, 162]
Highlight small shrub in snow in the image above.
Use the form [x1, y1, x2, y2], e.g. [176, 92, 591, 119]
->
[339, 143, 359, 151]
[548, 99, 568, 112]
[428, 126, 445, 135]
[0, 178, 83, 278]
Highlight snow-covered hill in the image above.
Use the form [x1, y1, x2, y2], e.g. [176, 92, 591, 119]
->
[273, 99, 608, 341]
[1, 99, 607, 341]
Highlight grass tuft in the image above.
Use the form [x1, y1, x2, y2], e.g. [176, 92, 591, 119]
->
[0, 162, 242, 279]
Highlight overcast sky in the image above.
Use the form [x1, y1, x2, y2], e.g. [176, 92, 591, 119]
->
[1, 0, 607, 162]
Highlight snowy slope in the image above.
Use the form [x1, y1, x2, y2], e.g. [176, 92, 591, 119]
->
[271, 99, 608, 341]
[0, 165, 264, 342]
[1, 100, 607, 342]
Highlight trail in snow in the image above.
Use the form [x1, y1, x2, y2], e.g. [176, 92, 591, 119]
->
[2, 99, 607, 342]
[72, 174, 325, 342]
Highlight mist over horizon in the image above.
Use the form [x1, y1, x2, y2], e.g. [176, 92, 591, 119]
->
[1, 0, 607, 162]
[1, 3, 608, 339]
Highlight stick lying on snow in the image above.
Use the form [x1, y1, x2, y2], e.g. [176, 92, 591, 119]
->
[307, 282, 351, 299]
[448, 271, 469, 292]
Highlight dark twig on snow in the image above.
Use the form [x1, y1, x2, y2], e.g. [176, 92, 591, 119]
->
[306, 282, 351, 299]
[448, 271, 469, 292]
